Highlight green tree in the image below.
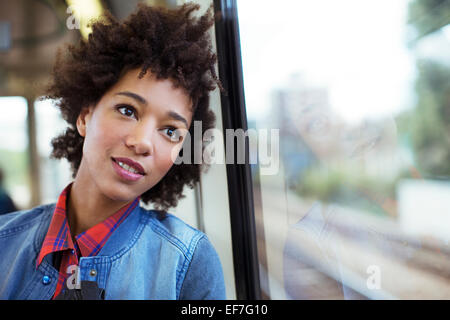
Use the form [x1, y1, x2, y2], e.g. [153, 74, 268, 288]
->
[408, 61, 450, 177]
[408, 0, 450, 42]
[401, 0, 450, 177]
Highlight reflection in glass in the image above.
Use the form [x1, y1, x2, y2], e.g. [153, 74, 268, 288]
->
[239, 0, 450, 299]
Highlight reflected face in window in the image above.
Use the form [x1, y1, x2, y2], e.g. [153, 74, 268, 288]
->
[76, 68, 193, 202]
[340, 117, 398, 160]
[294, 105, 345, 161]
[294, 105, 397, 163]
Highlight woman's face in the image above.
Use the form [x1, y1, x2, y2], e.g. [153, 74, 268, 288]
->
[294, 105, 345, 161]
[76, 68, 193, 202]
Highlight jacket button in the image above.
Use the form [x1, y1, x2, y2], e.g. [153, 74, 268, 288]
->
[90, 269, 97, 277]
[42, 276, 51, 285]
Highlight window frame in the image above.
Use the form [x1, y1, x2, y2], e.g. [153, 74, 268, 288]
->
[213, 0, 261, 300]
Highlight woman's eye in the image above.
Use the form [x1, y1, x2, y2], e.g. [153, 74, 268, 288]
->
[164, 127, 182, 142]
[307, 116, 328, 134]
[117, 105, 137, 119]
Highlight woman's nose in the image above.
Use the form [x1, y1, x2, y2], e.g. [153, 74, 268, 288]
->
[125, 123, 155, 157]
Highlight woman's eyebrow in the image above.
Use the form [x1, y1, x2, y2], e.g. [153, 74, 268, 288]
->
[167, 111, 189, 129]
[116, 91, 147, 105]
[116, 91, 189, 128]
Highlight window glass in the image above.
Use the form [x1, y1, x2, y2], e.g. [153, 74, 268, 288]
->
[238, 0, 450, 299]
[35, 98, 72, 204]
[0, 96, 30, 210]
[175, 0, 236, 299]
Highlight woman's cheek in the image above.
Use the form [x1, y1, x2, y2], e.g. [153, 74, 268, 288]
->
[101, 119, 128, 144]
[158, 143, 181, 172]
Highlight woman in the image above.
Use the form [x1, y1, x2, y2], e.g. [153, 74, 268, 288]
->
[0, 3, 226, 300]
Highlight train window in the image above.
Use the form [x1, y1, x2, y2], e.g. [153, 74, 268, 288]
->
[237, 0, 450, 299]
[174, 0, 236, 299]
[35, 98, 72, 203]
[0, 96, 30, 210]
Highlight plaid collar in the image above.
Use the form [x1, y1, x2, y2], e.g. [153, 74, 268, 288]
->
[37, 183, 139, 268]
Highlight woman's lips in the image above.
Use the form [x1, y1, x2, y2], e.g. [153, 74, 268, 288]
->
[111, 158, 145, 181]
[112, 157, 146, 174]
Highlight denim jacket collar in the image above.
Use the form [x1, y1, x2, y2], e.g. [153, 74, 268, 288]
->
[33, 202, 147, 261]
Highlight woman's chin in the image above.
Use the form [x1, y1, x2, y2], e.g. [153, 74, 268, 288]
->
[102, 185, 140, 203]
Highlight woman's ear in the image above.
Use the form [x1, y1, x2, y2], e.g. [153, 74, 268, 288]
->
[76, 106, 93, 138]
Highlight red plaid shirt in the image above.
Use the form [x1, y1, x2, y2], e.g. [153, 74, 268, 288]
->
[36, 183, 139, 299]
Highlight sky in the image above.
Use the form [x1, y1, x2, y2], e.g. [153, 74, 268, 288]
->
[237, 0, 418, 124]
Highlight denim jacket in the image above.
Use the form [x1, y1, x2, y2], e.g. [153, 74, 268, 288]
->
[0, 203, 226, 300]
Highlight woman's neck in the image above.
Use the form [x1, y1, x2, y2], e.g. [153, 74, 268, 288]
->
[67, 176, 131, 238]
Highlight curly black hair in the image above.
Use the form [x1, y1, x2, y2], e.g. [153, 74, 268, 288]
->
[42, 2, 223, 212]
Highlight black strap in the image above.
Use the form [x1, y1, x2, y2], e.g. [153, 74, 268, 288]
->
[54, 281, 105, 300]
